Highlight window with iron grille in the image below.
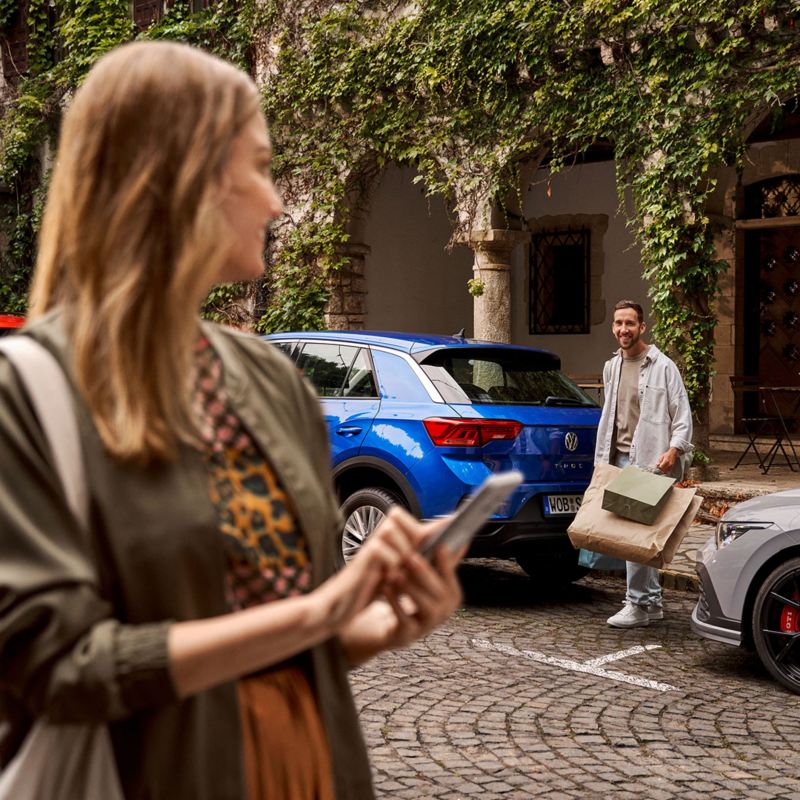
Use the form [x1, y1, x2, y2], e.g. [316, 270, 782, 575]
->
[529, 229, 590, 334]
[132, 0, 163, 31]
[745, 175, 800, 219]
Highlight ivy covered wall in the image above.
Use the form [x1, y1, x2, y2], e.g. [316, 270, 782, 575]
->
[2, 1, 800, 448]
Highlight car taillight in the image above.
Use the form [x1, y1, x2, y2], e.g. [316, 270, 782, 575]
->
[423, 417, 522, 447]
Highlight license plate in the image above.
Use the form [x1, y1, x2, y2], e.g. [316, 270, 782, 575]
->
[543, 494, 582, 516]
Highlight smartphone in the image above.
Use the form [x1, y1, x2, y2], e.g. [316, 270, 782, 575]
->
[418, 470, 523, 560]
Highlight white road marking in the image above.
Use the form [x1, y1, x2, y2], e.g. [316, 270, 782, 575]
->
[583, 644, 662, 667]
[472, 638, 678, 693]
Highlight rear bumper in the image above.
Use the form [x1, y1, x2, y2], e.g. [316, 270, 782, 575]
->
[466, 490, 581, 557]
[467, 519, 574, 557]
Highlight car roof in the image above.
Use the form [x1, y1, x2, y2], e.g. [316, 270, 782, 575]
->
[262, 329, 557, 358]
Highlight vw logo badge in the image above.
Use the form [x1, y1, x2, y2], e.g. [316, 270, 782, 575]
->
[564, 432, 579, 451]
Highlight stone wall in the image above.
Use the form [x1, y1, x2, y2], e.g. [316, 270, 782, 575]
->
[324, 244, 369, 330]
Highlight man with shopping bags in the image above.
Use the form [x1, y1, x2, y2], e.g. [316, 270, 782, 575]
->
[595, 300, 693, 628]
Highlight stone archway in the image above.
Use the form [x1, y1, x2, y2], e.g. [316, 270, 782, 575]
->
[328, 162, 476, 336]
[321, 153, 554, 341]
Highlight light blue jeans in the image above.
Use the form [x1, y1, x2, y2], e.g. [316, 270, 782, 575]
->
[614, 452, 662, 609]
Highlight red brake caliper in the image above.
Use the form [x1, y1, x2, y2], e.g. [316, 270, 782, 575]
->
[780, 591, 800, 633]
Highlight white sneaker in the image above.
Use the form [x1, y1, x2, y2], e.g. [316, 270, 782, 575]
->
[607, 602, 650, 628]
[647, 603, 664, 621]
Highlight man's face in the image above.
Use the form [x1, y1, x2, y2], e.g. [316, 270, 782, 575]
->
[612, 308, 646, 352]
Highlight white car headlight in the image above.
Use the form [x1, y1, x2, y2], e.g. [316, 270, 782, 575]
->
[715, 520, 773, 549]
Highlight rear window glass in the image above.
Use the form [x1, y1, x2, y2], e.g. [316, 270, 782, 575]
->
[342, 349, 378, 398]
[419, 349, 597, 406]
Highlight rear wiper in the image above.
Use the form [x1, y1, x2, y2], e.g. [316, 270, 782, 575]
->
[544, 395, 590, 407]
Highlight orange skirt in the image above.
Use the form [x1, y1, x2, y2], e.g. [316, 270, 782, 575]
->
[238, 665, 335, 800]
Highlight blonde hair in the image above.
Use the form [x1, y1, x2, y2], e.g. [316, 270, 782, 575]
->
[29, 41, 261, 463]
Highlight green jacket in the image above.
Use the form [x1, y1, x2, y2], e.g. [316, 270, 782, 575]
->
[0, 311, 374, 799]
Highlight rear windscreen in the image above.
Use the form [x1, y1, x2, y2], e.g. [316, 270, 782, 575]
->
[419, 349, 597, 406]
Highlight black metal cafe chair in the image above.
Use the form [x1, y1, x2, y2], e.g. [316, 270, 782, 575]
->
[729, 376, 796, 473]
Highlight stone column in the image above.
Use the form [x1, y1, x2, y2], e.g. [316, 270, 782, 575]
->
[324, 243, 370, 330]
[470, 229, 530, 343]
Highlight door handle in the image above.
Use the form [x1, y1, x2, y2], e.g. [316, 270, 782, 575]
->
[335, 426, 363, 436]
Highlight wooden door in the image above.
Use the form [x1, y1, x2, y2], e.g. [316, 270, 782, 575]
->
[745, 226, 800, 421]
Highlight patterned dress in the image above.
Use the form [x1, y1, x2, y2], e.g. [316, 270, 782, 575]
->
[192, 338, 334, 800]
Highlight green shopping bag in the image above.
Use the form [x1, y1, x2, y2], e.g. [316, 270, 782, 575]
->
[601, 465, 675, 525]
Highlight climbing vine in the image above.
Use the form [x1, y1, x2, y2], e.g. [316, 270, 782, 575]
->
[0, 0, 263, 318]
[2, 1, 800, 443]
[0, 0, 133, 311]
[254, 0, 800, 446]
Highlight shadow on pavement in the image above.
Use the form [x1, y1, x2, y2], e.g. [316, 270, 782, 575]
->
[693, 645, 774, 685]
[458, 557, 601, 609]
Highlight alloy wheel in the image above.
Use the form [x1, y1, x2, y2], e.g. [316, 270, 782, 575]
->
[342, 504, 386, 562]
[753, 558, 800, 693]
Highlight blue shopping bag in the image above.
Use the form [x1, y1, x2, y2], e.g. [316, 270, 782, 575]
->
[578, 548, 626, 571]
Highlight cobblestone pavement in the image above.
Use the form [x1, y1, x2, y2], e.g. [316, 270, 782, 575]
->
[351, 561, 800, 799]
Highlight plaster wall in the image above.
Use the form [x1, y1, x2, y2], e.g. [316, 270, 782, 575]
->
[517, 161, 645, 376]
[361, 165, 474, 335]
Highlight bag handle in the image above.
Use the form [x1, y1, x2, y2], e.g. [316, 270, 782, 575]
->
[0, 337, 88, 532]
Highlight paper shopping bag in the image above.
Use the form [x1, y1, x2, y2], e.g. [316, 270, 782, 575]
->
[568, 463, 701, 568]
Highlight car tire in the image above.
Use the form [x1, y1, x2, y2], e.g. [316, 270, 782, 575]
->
[515, 549, 589, 587]
[752, 556, 800, 694]
[339, 487, 401, 564]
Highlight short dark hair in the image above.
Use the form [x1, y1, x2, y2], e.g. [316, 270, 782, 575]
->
[613, 300, 644, 324]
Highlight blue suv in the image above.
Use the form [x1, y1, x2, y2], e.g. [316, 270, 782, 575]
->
[263, 331, 601, 584]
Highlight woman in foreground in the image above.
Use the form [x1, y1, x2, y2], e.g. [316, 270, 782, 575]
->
[0, 41, 461, 799]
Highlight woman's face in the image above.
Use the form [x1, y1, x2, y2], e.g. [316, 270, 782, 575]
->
[218, 112, 283, 284]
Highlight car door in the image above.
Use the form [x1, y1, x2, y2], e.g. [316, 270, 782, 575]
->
[295, 342, 381, 464]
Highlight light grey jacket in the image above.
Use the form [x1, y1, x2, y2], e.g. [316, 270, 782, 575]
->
[594, 345, 693, 479]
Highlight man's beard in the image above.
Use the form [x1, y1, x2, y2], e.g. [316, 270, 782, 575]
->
[618, 331, 640, 350]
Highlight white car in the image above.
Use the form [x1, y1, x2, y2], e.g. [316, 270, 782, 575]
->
[692, 489, 800, 693]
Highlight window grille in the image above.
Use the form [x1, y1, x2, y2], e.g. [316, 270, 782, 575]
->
[529, 229, 590, 334]
[748, 175, 800, 219]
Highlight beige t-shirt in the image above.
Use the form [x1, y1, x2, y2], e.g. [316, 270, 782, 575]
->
[613, 347, 649, 455]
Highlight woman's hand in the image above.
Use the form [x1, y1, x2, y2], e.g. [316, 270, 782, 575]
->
[380, 544, 463, 649]
[338, 515, 464, 665]
[314, 505, 422, 629]
[169, 505, 424, 697]
[168, 507, 462, 696]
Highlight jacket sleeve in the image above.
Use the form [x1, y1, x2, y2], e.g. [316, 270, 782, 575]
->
[0, 357, 175, 724]
[602, 359, 611, 389]
[594, 358, 615, 466]
[666, 361, 693, 455]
